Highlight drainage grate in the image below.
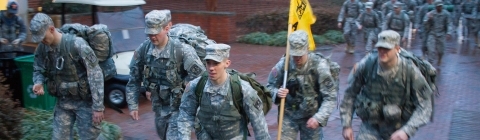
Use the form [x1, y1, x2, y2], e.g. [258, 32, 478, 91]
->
[448, 109, 480, 140]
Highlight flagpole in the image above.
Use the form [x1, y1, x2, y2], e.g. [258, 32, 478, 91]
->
[277, 23, 293, 140]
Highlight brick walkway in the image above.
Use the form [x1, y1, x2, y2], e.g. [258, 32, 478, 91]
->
[105, 36, 480, 140]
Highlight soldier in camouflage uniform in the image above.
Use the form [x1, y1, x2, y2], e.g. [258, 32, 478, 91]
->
[460, 0, 476, 41]
[472, 0, 480, 47]
[125, 10, 206, 139]
[177, 44, 270, 140]
[415, 0, 434, 56]
[30, 13, 104, 140]
[382, 2, 410, 47]
[357, 2, 382, 53]
[338, 0, 364, 54]
[423, 0, 453, 65]
[340, 30, 433, 140]
[266, 30, 337, 140]
[382, 0, 400, 18]
[0, 1, 26, 53]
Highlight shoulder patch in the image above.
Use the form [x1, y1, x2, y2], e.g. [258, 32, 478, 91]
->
[86, 52, 97, 63]
[271, 67, 278, 78]
[189, 64, 203, 76]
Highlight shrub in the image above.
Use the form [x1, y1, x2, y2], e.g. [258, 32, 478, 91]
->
[22, 108, 122, 139]
[238, 30, 344, 47]
[241, 3, 341, 35]
[323, 30, 345, 43]
[0, 72, 23, 140]
[238, 32, 271, 45]
[313, 35, 332, 45]
[267, 31, 288, 46]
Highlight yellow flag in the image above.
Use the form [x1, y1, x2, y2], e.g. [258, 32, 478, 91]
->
[0, 0, 8, 10]
[289, 0, 316, 51]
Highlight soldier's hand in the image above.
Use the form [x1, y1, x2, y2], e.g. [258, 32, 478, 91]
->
[446, 34, 452, 40]
[130, 110, 139, 120]
[390, 130, 408, 140]
[146, 91, 151, 101]
[12, 39, 21, 45]
[93, 111, 104, 125]
[33, 84, 44, 95]
[277, 88, 289, 98]
[343, 127, 354, 140]
[338, 23, 342, 29]
[306, 117, 320, 129]
[0, 38, 8, 44]
[402, 38, 407, 44]
[358, 25, 362, 30]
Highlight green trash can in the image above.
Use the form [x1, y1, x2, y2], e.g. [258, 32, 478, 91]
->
[14, 55, 56, 110]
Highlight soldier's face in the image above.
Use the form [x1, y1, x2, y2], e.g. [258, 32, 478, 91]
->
[206, 59, 231, 82]
[394, 7, 401, 13]
[436, 5, 442, 12]
[292, 54, 308, 67]
[148, 22, 171, 46]
[377, 46, 399, 64]
[42, 26, 55, 46]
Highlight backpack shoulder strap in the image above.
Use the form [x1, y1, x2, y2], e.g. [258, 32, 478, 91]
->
[229, 72, 250, 138]
[230, 72, 244, 114]
[194, 72, 209, 103]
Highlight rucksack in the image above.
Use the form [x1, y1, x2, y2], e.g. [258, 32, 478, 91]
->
[315, 53, 341, 108]
[364, 49, 437, 121]
[168, 23, 216, 65]
[60, 23, 116, 80]
[387, 11, 409, 30]
[283, 53, 341, 107]
[194, 69, 273, 136]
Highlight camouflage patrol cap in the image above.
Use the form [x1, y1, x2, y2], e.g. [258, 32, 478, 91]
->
[375, 30, 400, 49]
[365, 2, 373, 9]
[30, 13, 54, 43]
[204, 44, 230, 62]
[434, 0, 443, 6]
[288, 30, 309, 56]
[145, 10, 171, 34]
[393, 2, 403, 8]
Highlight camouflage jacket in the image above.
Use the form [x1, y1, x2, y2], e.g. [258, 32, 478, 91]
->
[126, 36, 205, 111]
[383, 11, 410, 38]
[266, 53, 337, 126]
[33, 33, 105, 111]
[340, 56, 433, 137]
[178, 74, 270, 140]
[415, 3, 433, 29]
[0, 12, 26, 42]
[423, 9, 453, 36]
[338, 0, 365, 22]
[356, 10, 382, 29]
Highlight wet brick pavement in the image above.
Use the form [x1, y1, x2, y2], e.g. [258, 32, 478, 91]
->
[104, 35, 480, 140]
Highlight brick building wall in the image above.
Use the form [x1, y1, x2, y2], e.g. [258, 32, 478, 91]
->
[26, 0, 329, 43]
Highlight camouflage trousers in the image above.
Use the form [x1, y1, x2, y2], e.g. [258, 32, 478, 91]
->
[52, 98, 101, 140]
[425, 34, 446, 63]
[362, 28, 378, 52]
[280, 115, 323, 140]
[343, 19, 358, 47]
[356, 122, 397, 140]
[152, 96, 179, 140]
[418, 27, 428, 54]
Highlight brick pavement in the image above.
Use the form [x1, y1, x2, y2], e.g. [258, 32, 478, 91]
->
[104, 36, 480, 139]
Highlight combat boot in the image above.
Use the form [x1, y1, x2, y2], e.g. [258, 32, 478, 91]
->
[437, 54, 443, 66]
[477, 38, 480, 48]
[348, 46, 355, 54]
